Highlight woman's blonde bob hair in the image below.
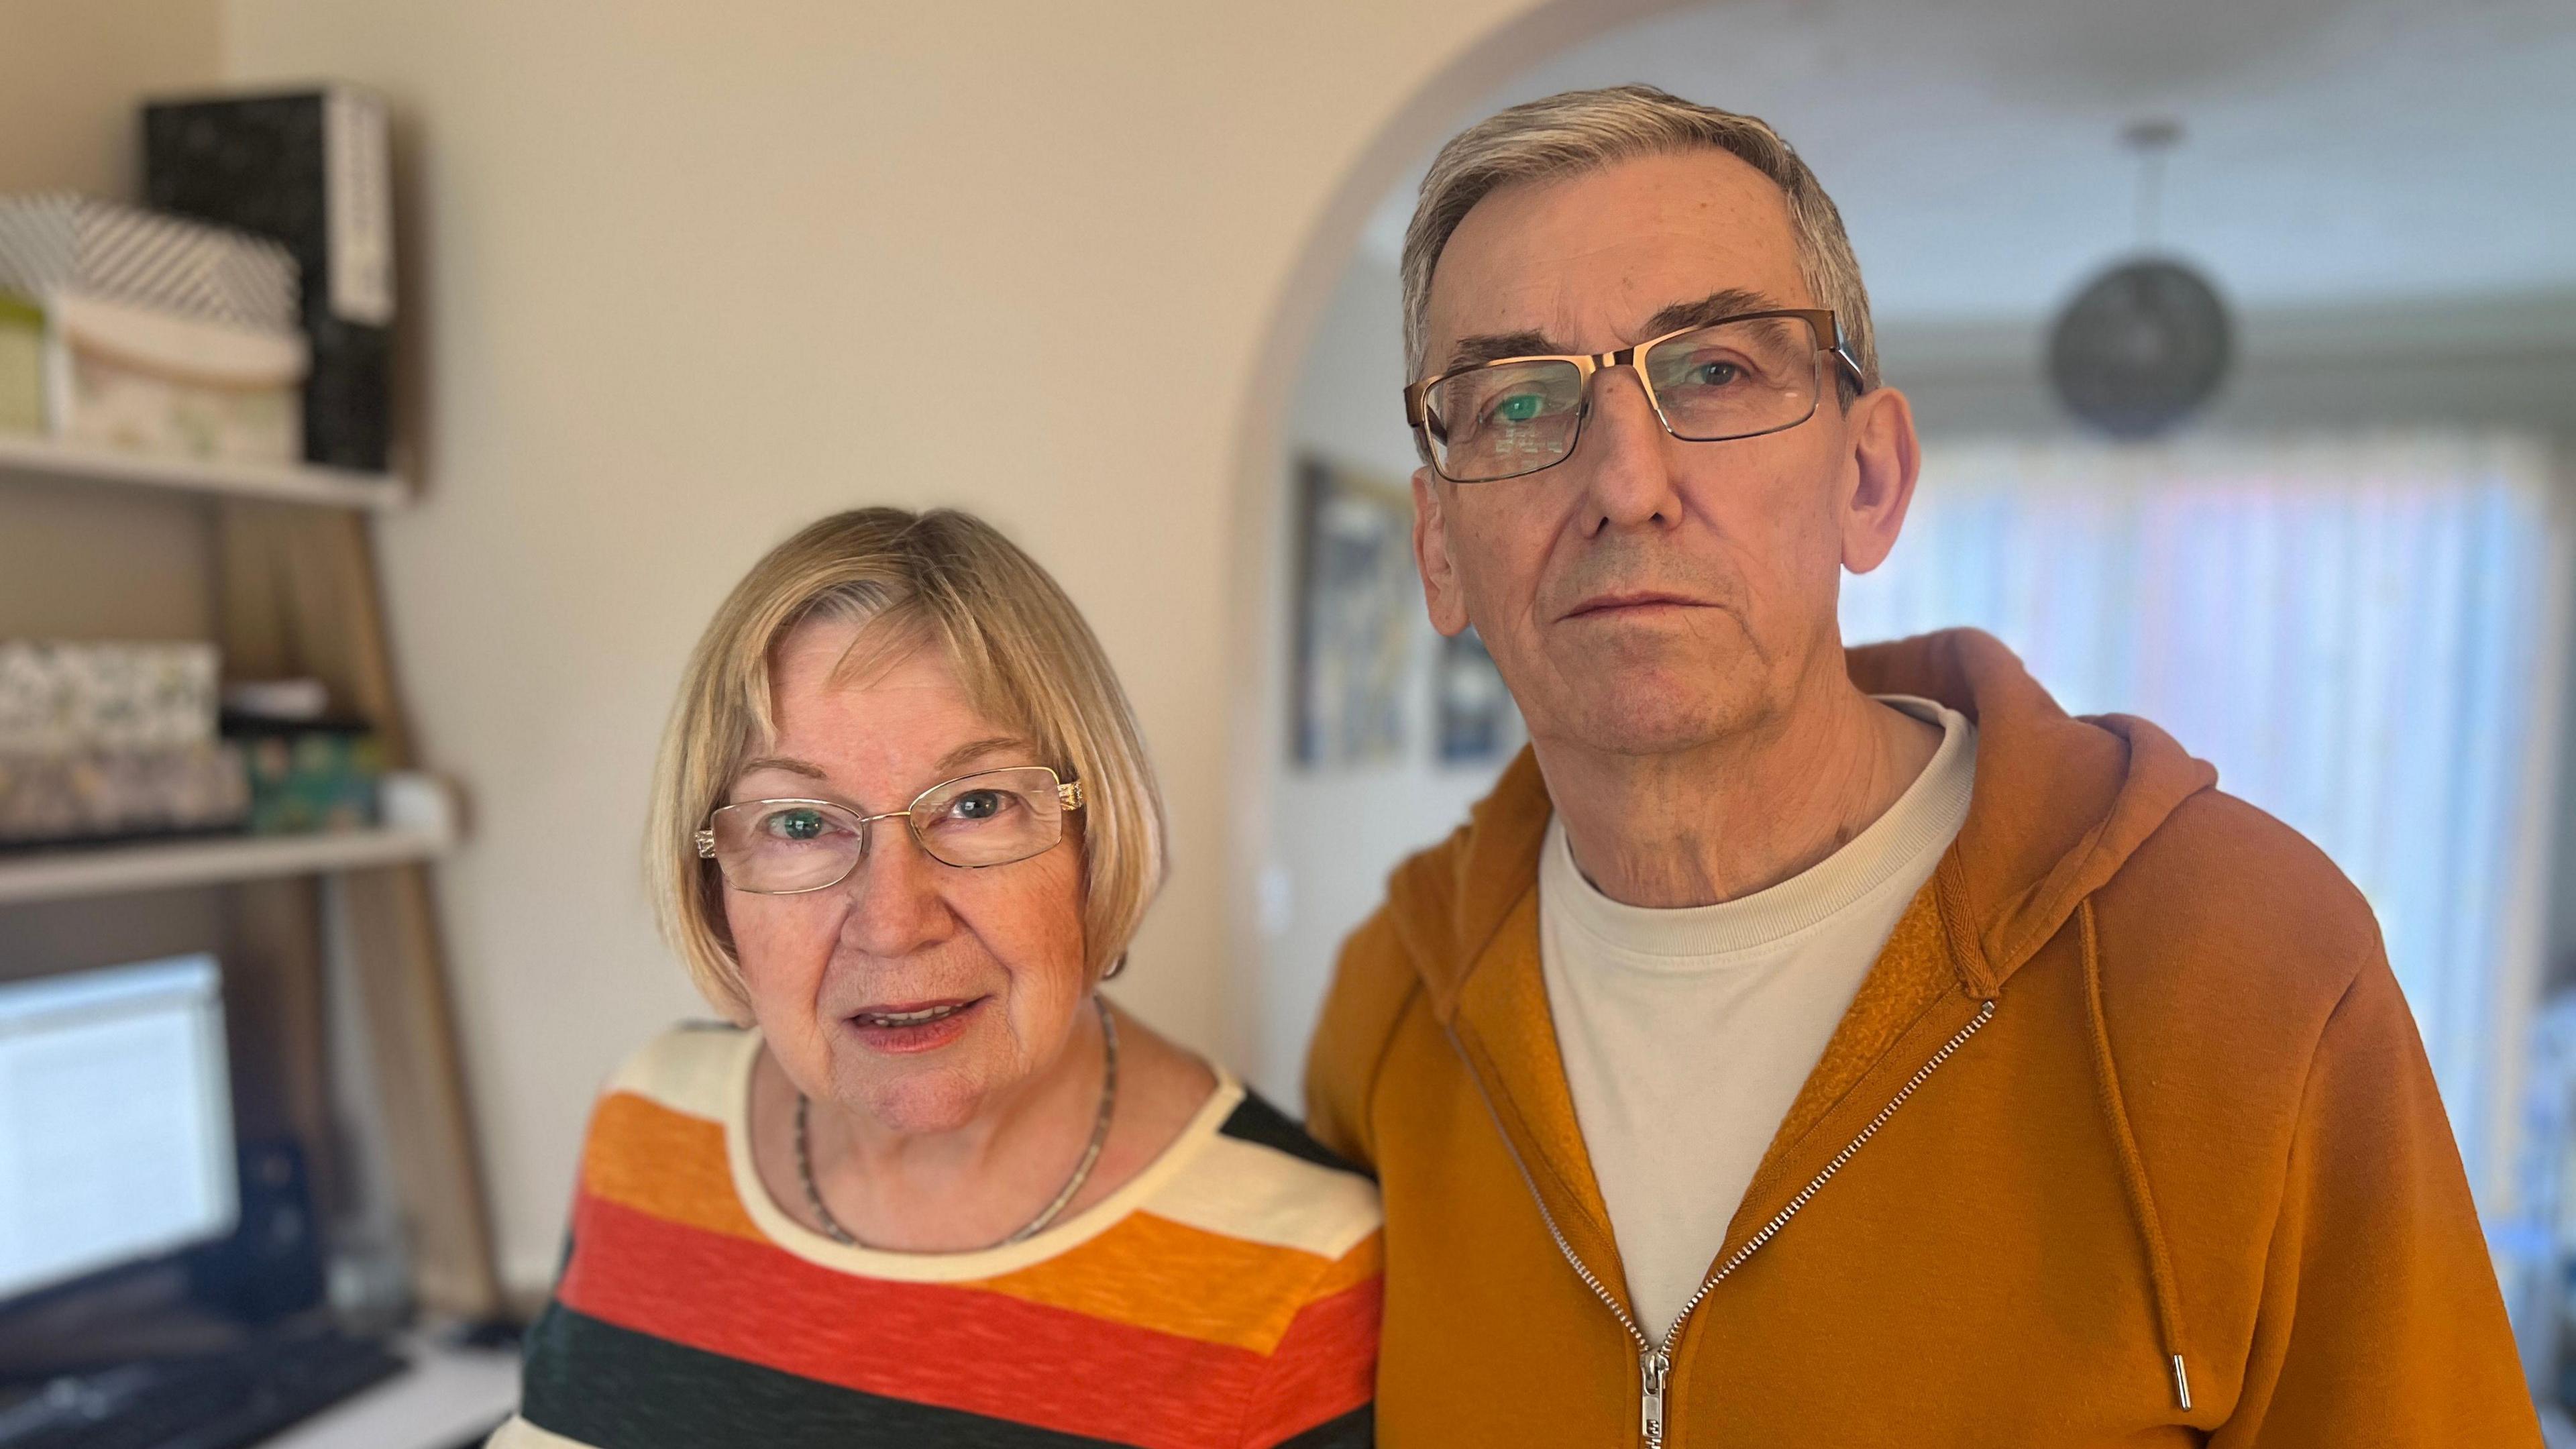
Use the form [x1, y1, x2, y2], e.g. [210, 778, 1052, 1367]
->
[645, 506, 1167, 1017]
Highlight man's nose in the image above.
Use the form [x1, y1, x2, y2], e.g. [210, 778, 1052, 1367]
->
[839, 820, 952, 956]
[1572, 366, 1684, 533]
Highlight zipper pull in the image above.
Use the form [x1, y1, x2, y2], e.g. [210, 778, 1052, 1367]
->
[1640, 1347, 1670, 1447]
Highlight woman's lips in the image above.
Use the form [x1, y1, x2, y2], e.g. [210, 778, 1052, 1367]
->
[843, 996, 986, 1054]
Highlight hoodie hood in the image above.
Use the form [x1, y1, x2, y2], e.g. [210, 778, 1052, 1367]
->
[1385, 627, 2219, 1019]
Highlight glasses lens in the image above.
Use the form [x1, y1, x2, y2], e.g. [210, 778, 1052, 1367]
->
[908, 767, 1065, 869]
[707, 800, 865, 893]
[1426, 360, 1586, 482]
[1641, 317, 1822, 441]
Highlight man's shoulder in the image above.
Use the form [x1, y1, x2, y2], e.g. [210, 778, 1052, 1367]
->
[2091, 784, 2383, 1042]
[1302, 834, 1468, 1160]
[1318, 821, 1475, 1011]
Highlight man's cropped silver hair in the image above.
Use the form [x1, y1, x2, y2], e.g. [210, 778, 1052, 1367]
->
[1400, 84, 1880, 394]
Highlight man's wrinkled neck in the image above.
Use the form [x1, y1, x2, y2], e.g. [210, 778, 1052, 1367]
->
[1534, 650, 1941, 910]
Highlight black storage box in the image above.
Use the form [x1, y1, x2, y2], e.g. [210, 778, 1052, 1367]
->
[143, 87, 396, 473]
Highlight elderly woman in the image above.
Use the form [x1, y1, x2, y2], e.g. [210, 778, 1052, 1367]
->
[490, 508, 1379, 1448]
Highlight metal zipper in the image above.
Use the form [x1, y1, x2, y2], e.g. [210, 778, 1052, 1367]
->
[1448, 997, 1996, 1448]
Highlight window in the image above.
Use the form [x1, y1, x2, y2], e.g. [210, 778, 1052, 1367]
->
[1843, 433, 2569, 1201]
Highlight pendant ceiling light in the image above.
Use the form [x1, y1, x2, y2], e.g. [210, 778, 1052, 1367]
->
[2047, 119, 2235, 439]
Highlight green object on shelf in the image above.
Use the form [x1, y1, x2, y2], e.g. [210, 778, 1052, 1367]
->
[239, 726, 385, 835]
[0, 290, 40, 437]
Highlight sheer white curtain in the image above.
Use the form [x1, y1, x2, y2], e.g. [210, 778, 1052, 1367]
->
[1843, 433, 2569, 1201]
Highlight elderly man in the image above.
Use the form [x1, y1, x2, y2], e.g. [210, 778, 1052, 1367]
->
[1305, 85, 2533, 1446]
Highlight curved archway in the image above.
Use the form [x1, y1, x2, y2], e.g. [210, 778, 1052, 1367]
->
[1212, 0, 1701, 1089]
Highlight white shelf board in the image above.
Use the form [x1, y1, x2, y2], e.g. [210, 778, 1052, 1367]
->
[0, 433, 409, 510]
[0, 773, 460, 906]
[0, 824, 454, 906]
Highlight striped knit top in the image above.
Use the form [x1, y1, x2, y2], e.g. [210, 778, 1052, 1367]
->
[490, 1024, 1381, 1449]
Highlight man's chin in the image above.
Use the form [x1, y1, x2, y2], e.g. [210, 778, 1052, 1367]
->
[1558, 683, 1755, 757]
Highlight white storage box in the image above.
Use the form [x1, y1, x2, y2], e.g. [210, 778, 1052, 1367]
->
[0, 194, 307, 464]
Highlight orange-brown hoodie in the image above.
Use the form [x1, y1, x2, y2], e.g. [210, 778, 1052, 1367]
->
[1305, 628, 2536, 1446]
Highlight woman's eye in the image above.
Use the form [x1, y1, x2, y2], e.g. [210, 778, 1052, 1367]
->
[947, 789, 1012, 822]
[761, 808, 833, 842]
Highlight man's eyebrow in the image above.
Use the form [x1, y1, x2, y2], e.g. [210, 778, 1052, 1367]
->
[1443, 330, 1560, 372]
[1438, 290, 1793, 375]
[1638, 288, 1790, 337]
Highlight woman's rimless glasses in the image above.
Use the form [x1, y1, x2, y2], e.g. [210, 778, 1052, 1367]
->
[697, 765, 1083, 895]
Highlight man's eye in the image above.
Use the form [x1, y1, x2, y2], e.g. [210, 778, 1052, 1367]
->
[1491, 392, 1546, 423]
[1684, 360, 1741, 386]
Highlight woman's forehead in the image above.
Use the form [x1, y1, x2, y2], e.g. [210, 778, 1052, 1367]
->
[751, 629, 1036, 789]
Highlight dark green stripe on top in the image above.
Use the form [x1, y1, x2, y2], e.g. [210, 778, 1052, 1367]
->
[517, 1301, 1140, 1449]
[1220, 1091, 1370, 1179]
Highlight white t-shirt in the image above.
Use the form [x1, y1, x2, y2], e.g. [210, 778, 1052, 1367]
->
[1538, 695, 1976, 1343]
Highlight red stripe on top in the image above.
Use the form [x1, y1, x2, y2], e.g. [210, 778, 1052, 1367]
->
[1238, 1276, 1381, 1448]
[561, 1188, 1270, 1449]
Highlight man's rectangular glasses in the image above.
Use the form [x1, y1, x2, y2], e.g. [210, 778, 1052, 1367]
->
[1403, 308, 1866, 484]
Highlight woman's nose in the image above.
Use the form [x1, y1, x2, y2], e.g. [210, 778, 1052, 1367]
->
[838, 822, 953, 955]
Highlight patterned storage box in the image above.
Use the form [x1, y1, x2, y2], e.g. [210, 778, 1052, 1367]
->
[0, 641, 221, 755]
[0, 194, 307, 464]
[0, 743, 250, 845]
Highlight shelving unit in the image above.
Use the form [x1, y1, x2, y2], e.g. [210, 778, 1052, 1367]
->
[0, 772, 460, 906]
[0, 431, 453, 902]
[4, 408, 500, 1324]
[0, 432, 409, 510]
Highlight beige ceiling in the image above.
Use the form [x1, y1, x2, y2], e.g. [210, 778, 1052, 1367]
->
[1360, 0, 2576, 322]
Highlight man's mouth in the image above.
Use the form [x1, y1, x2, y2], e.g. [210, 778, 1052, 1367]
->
[1564, 590, 1704, 619]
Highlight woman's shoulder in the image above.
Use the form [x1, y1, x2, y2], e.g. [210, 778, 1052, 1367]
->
[594, 1019, 755, 1121]
[568, 1022, 758, 1193]
[1143, 1083, 1383, 1267]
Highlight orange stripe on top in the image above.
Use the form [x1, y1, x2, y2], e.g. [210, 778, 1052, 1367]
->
[579, 1091, 763, 1242]
[1240, 1275, 1382, 1448]
[975, 1210, 1340, 1352]
[1307, 1233, 1382, 1300]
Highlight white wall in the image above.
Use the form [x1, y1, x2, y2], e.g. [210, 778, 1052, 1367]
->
[211, 0, 1636, 1297]
[1246, 253, 1524, 1103]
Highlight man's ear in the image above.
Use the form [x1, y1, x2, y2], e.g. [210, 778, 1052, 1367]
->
[1411, 467, 1472, 637]
[1840, 385, 1921, 576]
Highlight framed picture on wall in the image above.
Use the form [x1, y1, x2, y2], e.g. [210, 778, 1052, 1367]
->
[1289, 454, 1415, 767]
[1436, 627, 1522, 765]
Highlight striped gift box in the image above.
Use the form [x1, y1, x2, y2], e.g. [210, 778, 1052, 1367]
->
[0, 195, 307, 461]
[0, 193, 299, 331]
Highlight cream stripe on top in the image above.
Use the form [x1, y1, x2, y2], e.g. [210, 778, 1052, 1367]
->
[603, 1022, 1377, 1281]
